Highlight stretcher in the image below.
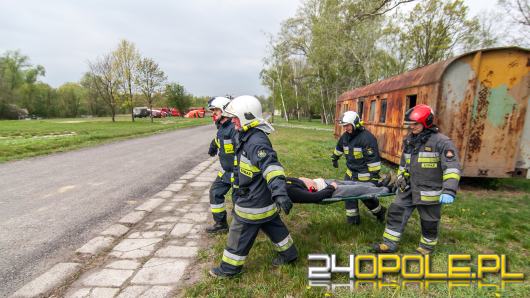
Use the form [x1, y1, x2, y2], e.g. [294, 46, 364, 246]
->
[318, 192, 395, 205]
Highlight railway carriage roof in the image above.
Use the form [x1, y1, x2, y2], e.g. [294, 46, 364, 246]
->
[338, 47, 529, 101]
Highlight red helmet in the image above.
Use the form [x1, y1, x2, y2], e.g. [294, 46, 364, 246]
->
[405, 104, 434, 128]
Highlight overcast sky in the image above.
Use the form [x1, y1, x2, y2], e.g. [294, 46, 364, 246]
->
[0, 0, 496, 97]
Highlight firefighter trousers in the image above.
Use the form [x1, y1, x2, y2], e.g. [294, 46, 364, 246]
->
[383, 190, 441, 249]
[209, 175, 231, 224]
[219, 215, 298, 274]
[343, 175, 382, 219]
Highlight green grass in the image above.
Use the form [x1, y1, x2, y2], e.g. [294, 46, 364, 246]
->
[185, 126, 530, 297]
[0, 115, 210, 162]
[272, 117, 334, 130]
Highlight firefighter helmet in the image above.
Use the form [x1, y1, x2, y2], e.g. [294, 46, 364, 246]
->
[405, 104, 434, 128]
[207, 97, 231, 116]
[339, 111, 362, 128]
[224, 95, 263, 127]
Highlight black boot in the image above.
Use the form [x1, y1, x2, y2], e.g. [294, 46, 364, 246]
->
[209, 267, 239, 278]
[372, 241, 398, 253]
[374, 206, 387, 223]
[272, 255, 297, 266]
[206, 221, 228, 234]
[347, 215, 361, 225]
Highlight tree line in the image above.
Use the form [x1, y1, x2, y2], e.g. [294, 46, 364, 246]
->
[261, 0, 529, 123]
[0, 40, 206, 121]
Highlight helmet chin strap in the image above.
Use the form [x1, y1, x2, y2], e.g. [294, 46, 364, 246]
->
[242, 120, 261, 132]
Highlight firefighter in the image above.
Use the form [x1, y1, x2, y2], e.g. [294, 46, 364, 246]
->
[331, 111, 386, 225]
[373, 104, 461, 255]
[206, 96, 236, 234]
[209, 95, 297, 278]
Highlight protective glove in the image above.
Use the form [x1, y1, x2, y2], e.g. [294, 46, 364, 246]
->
[396, 174, 410, 192]
[275, 195, 293, 215]
[439, 194, 455, 204]
[208, 139, 218, 156]
[331, 155, 339, 168]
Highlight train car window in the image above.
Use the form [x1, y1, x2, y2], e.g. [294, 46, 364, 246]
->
[369, 100, 376, 122]
[404, 95, 417, 120]
[379, 99, 387, 123]
[357, 100, 364, 119]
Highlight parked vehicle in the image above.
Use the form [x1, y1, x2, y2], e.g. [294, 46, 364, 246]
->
[184, 109, 205, 118]
[133, 107, 150, 118]
[149, 109, 163, 118]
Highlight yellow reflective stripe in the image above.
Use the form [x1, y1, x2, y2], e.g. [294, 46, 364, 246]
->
[235, 207, 278, 221]
[265, 170, 285, 183]
[406, 158, 411, 164]
[420, 195, 440, 202]
[418, 157, 440, 163]
[211, 207, 226, 213]
[354, 152, 363, 159]
[242, 120, 260, 132]
[239, 161, 260, 173]
[274, 235, 294, 252]
[420, 237, 438, 246]
[230, 176, 235, 183]
[443, 173, 461, 181]
[214, 137, 220, 148]
[222, 251, 246, 266]
[358, 176, 370, 181]
[224, 143, 234, 154]
[368, 165, 381, 172]
[333, 149, 343, 156]
[383, 232, 399, 242]
[217, 171, 223, 178]
[346, 169, 352, 177]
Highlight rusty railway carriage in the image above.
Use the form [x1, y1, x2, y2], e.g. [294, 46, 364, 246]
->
[335, 47, 530, 178]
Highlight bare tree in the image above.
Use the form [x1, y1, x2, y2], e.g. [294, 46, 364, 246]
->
[113, 40, 140, 122]
[136, 57, 167, 123]
[88, 54, 120, 122]
[498, 0, 530, 46]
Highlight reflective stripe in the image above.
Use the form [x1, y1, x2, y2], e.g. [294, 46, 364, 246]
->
[384, 232, 400, 242]
[222, 250, 246, 266]
[239, 156, 260, 172]
[224, 141, 234, 153]
[235, 203, 278, 220]
[263, 165, 285, 183]
[346, 209, 359, 216]
[420, 236, 438, 246]
[404, 153, 411, 164]
[443, 168, 461, 181]
[418, 157, 440, 163]
[358, 173, 370, 181]
[274, 234, 294, 252]
[385, 228, 401, 237]
[353, 147, 363, 159]
[224, 139, 232, 144]
[370, 205, 382, 213]
[367, 162, 381, 172]
[420, 190, 442, 201]
[233, 156, 238, 166]
[346, 169, 352, 177]
[211, 203, 226, 213]
[397, 166, 406, 176]
[334, 148, 343, 156]
[214, 137, 220, 148]
[217, 171, 223, 178]
[419, 152, 440, 157]
[343, 146, 350, 154]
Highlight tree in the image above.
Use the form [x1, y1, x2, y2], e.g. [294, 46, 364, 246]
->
[498, 0, 530, 46]
[136, 58, 167, 122]
[57, 83, 86, 117]
[398, 0, 480, 67]
[88, 54, 120, 122]
[113, 40, 140, 121]
[164, 83, 190, 116]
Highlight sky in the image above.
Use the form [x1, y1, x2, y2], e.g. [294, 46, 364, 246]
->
[0, 0, 498, 97]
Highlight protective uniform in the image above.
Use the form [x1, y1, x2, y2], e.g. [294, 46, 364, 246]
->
[332, 111, 385, 224]
[376, 104, 461, 254]
[206, 96, 236, 233]
[211, 95, 297, 277]
[208, 119, 237, 226]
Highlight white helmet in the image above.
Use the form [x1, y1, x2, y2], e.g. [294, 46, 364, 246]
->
[339, 111, 362, 128]
[225, 95, 266, 130]
[207, 96, 231, 117]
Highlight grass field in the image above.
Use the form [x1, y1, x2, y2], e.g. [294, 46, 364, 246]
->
[186, 126, 529, 297]
[0, 115, 210, 162]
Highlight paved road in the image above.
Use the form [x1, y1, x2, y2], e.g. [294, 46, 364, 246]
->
[0, 124, 215, 297]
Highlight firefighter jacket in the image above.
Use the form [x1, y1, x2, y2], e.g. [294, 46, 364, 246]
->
[232, 126, 288, 224]
[397, 128, 461, 205]
[333, 128, 382, 182]
[212, 120, 237, 182]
